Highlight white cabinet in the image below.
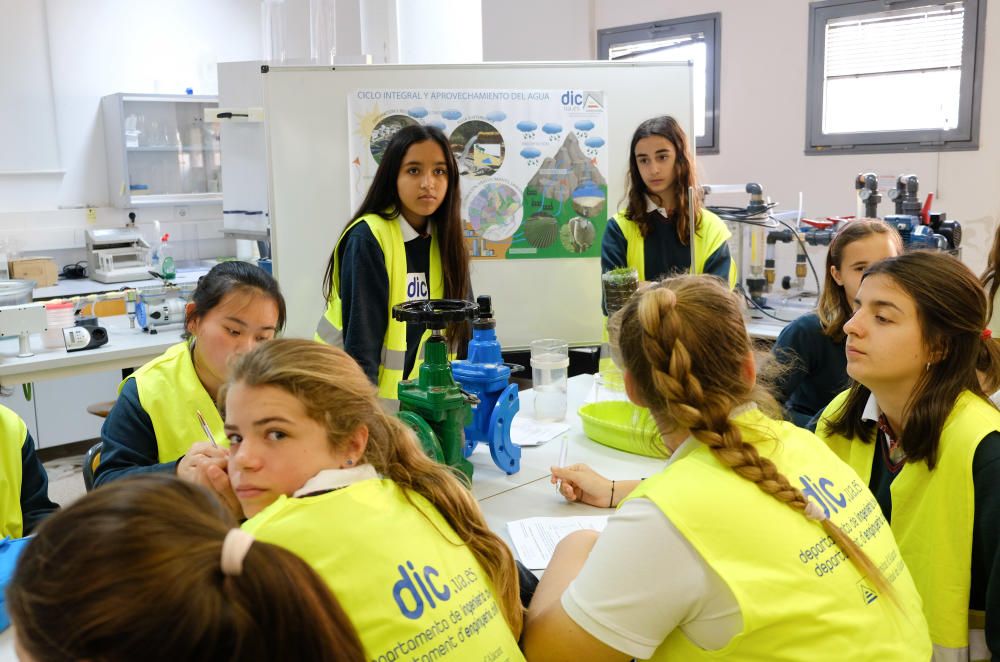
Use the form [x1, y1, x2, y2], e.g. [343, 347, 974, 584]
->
[102, 93, 222, 208]
[3, 372, 120, 449]
[33, 371, 121, 448]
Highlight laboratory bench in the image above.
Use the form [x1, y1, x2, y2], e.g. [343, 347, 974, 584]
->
[32, 265, 211, 300]
[0, 266, 212, 449]
[0, 315, 186, 449]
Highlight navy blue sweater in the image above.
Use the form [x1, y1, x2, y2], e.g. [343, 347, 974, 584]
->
[772, 313, 849, 427]
[600, 211, 733, 281]
[94, 378, 178, 487]
[19, 431, 59, 533]
[338, 222, 432, 385]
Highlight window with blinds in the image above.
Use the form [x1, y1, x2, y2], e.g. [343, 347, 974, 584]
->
[806, 0, 984, 153]
[598, 14, 721, 153]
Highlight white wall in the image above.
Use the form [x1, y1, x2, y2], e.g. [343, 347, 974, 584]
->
[0, 1, 60, 172]
[591, 0, 1000, 274]
[482, 0, 594, 61]
[0, 0, 263, 268]
[397, 0, 483, 63]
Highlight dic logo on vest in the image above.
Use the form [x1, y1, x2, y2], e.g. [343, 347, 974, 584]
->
[392, 561, 452, 620]
[406, 273, 429, 301]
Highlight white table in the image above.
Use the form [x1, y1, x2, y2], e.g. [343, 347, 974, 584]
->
[470, 374, 668, 547]
[0, 315, 183, 386]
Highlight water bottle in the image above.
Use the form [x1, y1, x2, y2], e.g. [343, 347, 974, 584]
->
[160, 233, 176, 280]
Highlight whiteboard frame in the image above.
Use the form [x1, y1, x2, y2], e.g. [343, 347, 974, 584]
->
[261, 61, 694, 348]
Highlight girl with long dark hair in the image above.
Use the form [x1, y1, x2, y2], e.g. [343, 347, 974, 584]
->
[316, 125, 470, 400]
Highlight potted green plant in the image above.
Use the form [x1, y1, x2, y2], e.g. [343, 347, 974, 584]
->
[602, 266, 639, 315]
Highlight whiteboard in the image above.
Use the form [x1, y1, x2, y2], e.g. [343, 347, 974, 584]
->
[262, 62, 693, 348]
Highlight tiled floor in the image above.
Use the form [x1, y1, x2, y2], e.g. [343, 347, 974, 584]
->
[41, 450, 88, 508]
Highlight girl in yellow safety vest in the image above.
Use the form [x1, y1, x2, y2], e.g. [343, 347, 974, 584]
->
[0, 403, 58, 538]
[598, 116, 735, 371]
[528, 275, 931, 661]
[316, 125, 471, 400]
[95, 262, 285, 492]
[8, 475, 365, 662]
[817, 251, 1000, 661]
[216, 339, 525, 661]
[771, 219, 902, 427]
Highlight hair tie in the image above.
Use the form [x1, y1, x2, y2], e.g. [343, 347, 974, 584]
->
[804, 500, 828, 522]
[983, 329, 993, 341]
[221, 529, 255, 576]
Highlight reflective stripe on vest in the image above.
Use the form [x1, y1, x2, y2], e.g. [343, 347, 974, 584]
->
[818, 389, 997, 657]
[317, 213, 443, 400]
[243, 478, 524, 661]
[0, 405, 26, 538]
[599, 209, 736, 371]
[126, 341, 228, 462]
[626, 408, 931, 661]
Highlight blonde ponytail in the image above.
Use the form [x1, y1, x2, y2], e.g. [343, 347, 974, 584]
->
[613, 277, 894, 601]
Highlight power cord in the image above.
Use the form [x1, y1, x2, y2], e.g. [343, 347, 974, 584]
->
[705, 203, 824, 325]
[61, 261, 88, 279]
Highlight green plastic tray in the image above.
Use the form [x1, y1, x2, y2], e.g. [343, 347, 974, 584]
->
[578, 401, 669, 458]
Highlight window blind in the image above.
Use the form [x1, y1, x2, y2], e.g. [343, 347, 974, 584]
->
[825, 2, 964, 79]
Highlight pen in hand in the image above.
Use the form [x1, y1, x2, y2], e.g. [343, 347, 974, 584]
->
[196, 410, 218, 448]
[556, 436, 568, 492]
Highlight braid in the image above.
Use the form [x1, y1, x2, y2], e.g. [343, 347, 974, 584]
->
[624, 278, 895, 602]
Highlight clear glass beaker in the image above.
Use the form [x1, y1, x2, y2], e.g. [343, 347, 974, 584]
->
[530, 338, 569, 421]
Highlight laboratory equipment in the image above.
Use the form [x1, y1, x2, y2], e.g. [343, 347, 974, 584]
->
[881, 174, 962, 256]
[63, 325, 109, 353]
[42, 301, 75, 349]
[855, 172, 881, 218]
[86, 228, 152, 283]
[703, 182, 775, 308]
[0, 303, 48, 357]
[393, 299, 480, 481]
[888, 174, 922, 217]
[450, 295, 522, 475]
[530, 339, 569, 422]
[0, 280, 35, 307]
[135, 284, 196, 334]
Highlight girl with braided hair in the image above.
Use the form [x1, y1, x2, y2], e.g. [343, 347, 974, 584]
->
[523, 275, 930, 661]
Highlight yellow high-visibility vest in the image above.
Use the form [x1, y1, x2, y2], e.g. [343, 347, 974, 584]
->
[125, 341, 227, 462]
[0, 405, 26, 538]
[316, 213, 443, 400]
[625, 407, 931, 660]
[819, 389, 998, 660]
[243, 477, 524, 661]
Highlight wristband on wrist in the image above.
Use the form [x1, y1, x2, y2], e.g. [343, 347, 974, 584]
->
[610, 480, 616, 508]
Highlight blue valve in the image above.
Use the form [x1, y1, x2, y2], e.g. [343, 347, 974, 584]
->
[451, 295, 522, 475]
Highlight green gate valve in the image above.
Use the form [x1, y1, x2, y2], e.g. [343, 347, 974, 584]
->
[392, 299, 480, 482]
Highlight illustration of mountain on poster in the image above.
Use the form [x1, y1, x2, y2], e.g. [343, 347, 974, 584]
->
[348, 89, 608, 260]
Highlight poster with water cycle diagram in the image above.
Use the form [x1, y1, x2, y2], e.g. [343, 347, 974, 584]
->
[348, 89, 609, 260]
